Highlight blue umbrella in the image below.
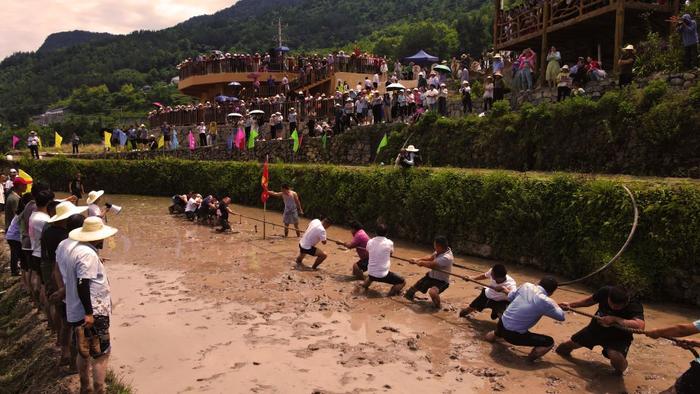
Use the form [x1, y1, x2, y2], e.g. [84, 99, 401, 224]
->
[276, 46, 290, 53]
[215, 95, 229, 102]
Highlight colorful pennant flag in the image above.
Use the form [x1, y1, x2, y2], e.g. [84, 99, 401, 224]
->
[171, 132, 179, 150]
[226, 133, 234, 151]
[188, 130, 196, 150]
[261, 160, 270, 204]
[54, 132, 63, 148]
[18, 169, 33, 193]
[248, 129, 259, 149]
[157, 135, 165, 149]
[235, 128, 246, 150]
[104, 132, 112, 148]
[12, 135, 20, 149]
[291, 129, 300, 153]
[376, 133, 388, 154]
[321, 133, 327, 151]
[118, 130, 128, 146]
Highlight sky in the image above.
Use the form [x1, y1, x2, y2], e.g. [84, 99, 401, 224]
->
[0, 0, 236, 59]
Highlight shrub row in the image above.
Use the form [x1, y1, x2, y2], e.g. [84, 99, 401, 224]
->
[374, 80, 700, 178]
[16, 157, 700, 305]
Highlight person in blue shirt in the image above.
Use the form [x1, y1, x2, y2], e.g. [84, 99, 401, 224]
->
[485, 276, 566, 361]
[677, 14, 699, 69]
[645, 320, 700, 393]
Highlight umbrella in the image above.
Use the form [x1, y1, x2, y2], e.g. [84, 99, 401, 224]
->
[212, 50, 223, 55]
[228, 82, 242, 87]
[249, 109, 265, 115]
[227, 113, 243, 118]
[215, 95, 229, 102]
[386, 83, 406, 91]
[152, 102, 164, 108]
[433, 65, 452, 74]
[276, 46, 290, 53]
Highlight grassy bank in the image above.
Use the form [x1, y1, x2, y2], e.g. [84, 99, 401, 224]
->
[16, 157, 700, 305]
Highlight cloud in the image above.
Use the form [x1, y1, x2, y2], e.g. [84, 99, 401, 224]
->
[0, 0, 236, 59]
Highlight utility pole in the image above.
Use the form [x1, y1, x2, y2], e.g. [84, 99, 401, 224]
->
[278, 18, 283, 48]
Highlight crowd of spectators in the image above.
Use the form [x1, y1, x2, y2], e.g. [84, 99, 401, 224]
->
[178, 49, 387, 81]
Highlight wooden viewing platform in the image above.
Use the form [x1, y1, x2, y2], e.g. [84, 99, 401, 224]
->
[494, 0, 680, 74]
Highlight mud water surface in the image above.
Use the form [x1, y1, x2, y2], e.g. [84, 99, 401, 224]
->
[99, 195, 698, 393]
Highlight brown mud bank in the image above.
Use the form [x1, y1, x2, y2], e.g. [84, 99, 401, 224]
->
[95, 195, 699, 393]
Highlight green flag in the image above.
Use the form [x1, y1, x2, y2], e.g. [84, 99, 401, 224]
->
[376, 133, 388, 154]
[248, 129, 259, 149]
[321, 133, 327, 151]
[291, 129, 300, 152]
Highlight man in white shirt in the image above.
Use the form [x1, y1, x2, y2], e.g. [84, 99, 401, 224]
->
[185, 194, 201, 221]
[58, 216, 118, 394]
[460, 264, 517, 320]
[486, 277, 566, 361]
[363, 224, 405, 296]
[28, 189, 55, 301]
[296, 217, 332, 270]
[405, 235, 454, 308]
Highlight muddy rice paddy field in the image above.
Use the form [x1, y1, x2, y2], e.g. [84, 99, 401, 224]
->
[98, 195, 698, 393]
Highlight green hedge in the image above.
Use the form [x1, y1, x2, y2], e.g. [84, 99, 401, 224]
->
[17, 157, 700, 304]
[373, 81, 700, 178]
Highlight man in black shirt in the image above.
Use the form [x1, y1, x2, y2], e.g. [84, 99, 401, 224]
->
[216, 196, 234, 233]
[556, 286, 645, 375]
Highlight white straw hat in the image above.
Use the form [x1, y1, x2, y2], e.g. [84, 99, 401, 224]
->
[69, 217, 118, 242]
[405, 145, 420, 152]
[86, 190, 105, 205]
[47, 201, 88, 223]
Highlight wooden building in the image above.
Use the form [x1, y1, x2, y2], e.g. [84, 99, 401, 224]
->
[493, 0, 681, 76]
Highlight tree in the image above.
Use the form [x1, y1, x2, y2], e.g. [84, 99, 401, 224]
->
[398, 21, 460, 60]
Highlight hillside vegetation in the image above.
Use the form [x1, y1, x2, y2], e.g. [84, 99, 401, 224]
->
[0, 0, 490, 126]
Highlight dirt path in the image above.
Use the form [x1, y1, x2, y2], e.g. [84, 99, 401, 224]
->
[100, 195, 698, 393]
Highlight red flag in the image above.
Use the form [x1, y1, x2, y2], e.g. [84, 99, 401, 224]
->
[260, 160, 269, 204]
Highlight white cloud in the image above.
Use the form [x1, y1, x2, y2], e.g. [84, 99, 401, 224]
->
[0, 0, 237, 59]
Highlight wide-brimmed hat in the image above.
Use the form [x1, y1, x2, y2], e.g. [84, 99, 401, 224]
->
[86, 190, 105, 205]
[30, 131, 37, 135]
[561, 65, 570, 70]
[494, 72, 503, 77]
[9, 169, 17, 175]
[48, 201, 88, 223]
[405, 145, 419, 152]
[623, 44, 635, 51]
[289, 107, 296, 112]
[69, 217, 118, 243]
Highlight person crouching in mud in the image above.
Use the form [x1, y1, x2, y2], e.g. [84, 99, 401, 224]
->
[296, 216, 332, 270]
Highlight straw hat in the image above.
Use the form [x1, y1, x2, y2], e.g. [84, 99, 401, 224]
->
[69, 217, 118, 243]
[561, 64, 569, 70]
[48, 201, 88, 223]
[86, 190, 105, 205]
[405, 145, 419, 153]
[623, 44, 635, 51]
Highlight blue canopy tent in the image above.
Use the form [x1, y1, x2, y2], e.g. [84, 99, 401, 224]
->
[402, 50, 439, 66]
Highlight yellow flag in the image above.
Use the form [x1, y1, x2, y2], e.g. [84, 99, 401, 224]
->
[54, 132, 63, 148]
[37, 136, 42, 148]
[104, 131, 112, 148]
[158, 135, 165, 149]
[18, 169, 33, 193]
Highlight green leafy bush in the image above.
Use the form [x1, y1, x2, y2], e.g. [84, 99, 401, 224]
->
[373, 86, 700, 178]
[17, 157, 700, 304]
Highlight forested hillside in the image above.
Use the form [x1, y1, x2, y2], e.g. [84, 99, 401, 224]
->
[0, 0, 490, 126]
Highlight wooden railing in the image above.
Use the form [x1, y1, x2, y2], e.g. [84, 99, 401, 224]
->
[495, 0, 671, 47]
